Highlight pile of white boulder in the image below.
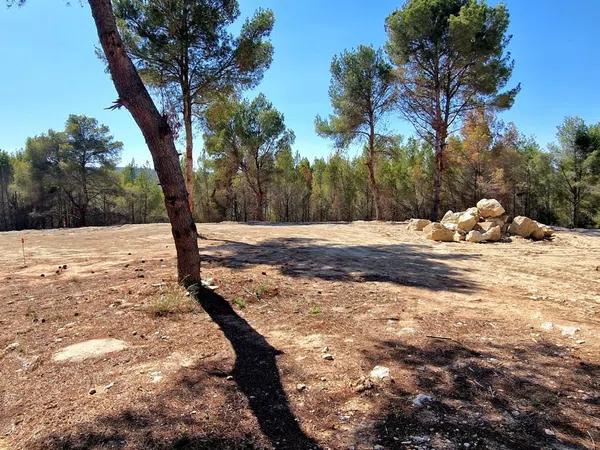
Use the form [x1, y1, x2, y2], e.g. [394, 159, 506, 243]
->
[407, 198, 554, 243]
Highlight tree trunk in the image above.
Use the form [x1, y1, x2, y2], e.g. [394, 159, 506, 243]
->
[366, 159, 382, 221]
[572, 188, 579, 229]
[182, 85, 195, 215]
[80, 203, 87, 227]
[88, 0, 200, 286]
[431, 128, 446, 222]
[255, 190, 264, 221]
[367, 119, 383, 221]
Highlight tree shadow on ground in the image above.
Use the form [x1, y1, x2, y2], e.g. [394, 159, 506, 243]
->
[358, 339, 598, 449]
[33, 287, 321, 450]
[201, 237, 477, 293]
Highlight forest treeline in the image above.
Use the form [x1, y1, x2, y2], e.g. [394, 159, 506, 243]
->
[2, 0, 599, 231]
[1, 110, 599, 230]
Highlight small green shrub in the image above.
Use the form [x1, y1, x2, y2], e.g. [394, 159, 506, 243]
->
[233, 297, 247, 309]
[146, 284, 198, 317]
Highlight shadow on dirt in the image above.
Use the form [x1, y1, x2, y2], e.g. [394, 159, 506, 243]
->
[191, 286, 321, 450]
[357, 339, 598, 449]
[201, 237, 477, 292]
[32, 287, 320, 450]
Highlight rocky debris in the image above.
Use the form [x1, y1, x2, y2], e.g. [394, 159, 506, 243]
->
[150, 371, 163, 383]
[466, 230, 484, 243]
[411, 199, 554, 243]
[508, 216, 537, 238]
[53, 338, 128, 363]
[4, 342, 20, 352]
[369, 365, 390, 380]
[457, 207, 479, 232]
[477, 198, 505, 218]
[453, 231, 466, 242]
[423, 222, 454, 242]
[540, 223, 554, 238]
[354, 376, 375, 393]
[441, 210, 462, 229]
[407, 218, 431, 231]
[412, 393, 434, 407]
[559, 325, 579, 337]
[296, 383, 307, 392]
[482, 225, 502, 242]
[322, 353, 335, 361]
[201, 278, 219, 290]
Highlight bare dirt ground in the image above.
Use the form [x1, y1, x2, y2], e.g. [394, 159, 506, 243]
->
[0, 222, 598, 450]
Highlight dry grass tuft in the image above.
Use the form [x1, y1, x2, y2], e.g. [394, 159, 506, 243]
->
[146, 283, 199, 317]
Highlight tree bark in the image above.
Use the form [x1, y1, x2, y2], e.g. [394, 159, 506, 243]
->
[88, 0, 201, 286]
[367, 121, 383, 221]
[431, 128, 446, 222]
[255, 190, 265, 221]
[182, 85, 195, 215]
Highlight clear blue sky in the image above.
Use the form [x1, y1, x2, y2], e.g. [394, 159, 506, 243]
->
[1, 1, 599, 165]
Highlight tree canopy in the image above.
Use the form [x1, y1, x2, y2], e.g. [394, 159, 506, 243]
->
[114, 0, 275, 213]
[386, 0, 520, 219]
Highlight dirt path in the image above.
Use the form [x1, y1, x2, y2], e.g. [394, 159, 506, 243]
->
[0, 223, 598, 449]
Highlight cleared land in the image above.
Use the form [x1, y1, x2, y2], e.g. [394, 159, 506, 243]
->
[0, 223, 598, 449]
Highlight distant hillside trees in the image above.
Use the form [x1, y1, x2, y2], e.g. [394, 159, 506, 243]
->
[203, 94, 294, 221]
[0, 115, 169, 230]
[551, 117, 600, 227]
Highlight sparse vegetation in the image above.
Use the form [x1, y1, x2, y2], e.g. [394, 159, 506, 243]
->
[254, 282, 272, 299]
[233, 297, 247, 309]
[146, 283, 198, 317]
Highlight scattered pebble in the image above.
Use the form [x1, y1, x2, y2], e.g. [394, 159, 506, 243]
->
[296, 383, 307, 392]
[4, 342, 20, 352]
[370, 365, 390, 380]
[559, 325, 579, 337]
[354, 377, 374, 393]
[150, 371, 163, 383]
[322, 353, 334, 361]
[412, 393, 434, 407]
[88, 388, 96, 395]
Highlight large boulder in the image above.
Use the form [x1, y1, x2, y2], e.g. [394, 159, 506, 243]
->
[508, 216, 538, 238]
[531, 222, 546, 240]
[441, 210, 462, 226]
[541, 224, 554, 238]
[475, 221, 495, 232]
[466, 230, 485, 243]
[407, 218, 431, 231]
[423, 222, 454, 242]
[482, 225, 502, 242]
[457, 207, 479, 232]
[453, 230, 466, 242]
[477, 199, 505, 218]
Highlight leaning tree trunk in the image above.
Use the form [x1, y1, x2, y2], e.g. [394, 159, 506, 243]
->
[88, 0, 201, 286]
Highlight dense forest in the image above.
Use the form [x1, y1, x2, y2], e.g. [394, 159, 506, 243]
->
[1, 110, 599, 230]
[1, 0, 599, 231]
